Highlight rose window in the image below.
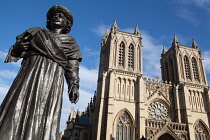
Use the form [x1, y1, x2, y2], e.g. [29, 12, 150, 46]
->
[148, 101, 168, 120]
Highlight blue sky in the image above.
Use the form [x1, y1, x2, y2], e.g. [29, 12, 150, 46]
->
[1, 0, 210, 132]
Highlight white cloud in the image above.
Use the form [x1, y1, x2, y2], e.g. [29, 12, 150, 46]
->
[177, 0, 210, 9]
[141, 31, 163, 78]
[0, 70, 17, 79]
[83, 47, 100, 57]
[175, 8, 200, 25]
[0, 84, 9, 96]
[92, 24, 110, 37]
[0, 50, 7, 60]
[79, 65, 98, 91]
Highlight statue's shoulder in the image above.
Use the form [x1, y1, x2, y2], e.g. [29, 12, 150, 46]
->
[59, 34, 77, 43]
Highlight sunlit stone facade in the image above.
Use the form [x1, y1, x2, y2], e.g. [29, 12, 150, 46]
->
[62, 21, 210, 140]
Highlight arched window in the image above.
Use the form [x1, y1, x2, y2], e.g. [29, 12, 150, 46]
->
[119, 42, 125, 67]
[184, 56, 191, 80]
[116, 112, 133, 140]
[192, 57, 199, 81]
[194, 120, 209, 140]
[128, 44, 134, 69]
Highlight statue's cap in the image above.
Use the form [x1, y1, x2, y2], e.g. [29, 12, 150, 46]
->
[47, 5, 73, 25]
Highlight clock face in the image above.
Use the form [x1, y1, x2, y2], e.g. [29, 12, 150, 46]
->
[148, 101, 168, 120]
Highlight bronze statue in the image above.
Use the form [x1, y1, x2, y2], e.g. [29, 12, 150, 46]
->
[0, 5, 82, 140]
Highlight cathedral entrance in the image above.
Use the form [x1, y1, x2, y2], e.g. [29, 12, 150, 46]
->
[158, 133, 176, 140]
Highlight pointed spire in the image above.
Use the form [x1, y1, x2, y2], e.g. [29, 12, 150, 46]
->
[102, 27, 109, 46]
[161, 46, 167, 56]
[134, 24, 140, 35]
[172, 34, 180, 47]
[102, 27, 109, 38]
[111, 19, 119, 32]
[192, 38, 199, 49]
[105, 27, 109, 36]
[173, 34, 178, 42]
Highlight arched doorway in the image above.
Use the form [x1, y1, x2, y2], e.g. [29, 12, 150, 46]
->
[158, 133, 176, 140]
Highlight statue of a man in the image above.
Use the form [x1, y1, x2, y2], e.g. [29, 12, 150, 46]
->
[0, 5, 82, 140]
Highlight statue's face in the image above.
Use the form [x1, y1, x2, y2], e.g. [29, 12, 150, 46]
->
[50, 12, 67, 30]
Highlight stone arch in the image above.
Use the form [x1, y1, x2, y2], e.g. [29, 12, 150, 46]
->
[156, 131, 181, 140]
[118, 36, 126, 44]
[194, 119, 210, 139]
[113, 108, 134, 140]
[128, 38, 135, 46]
[154, 126, 182, 140]
[182, 50, 190, 57]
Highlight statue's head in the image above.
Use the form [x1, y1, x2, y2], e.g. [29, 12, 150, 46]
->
[46, 5, 73, 34]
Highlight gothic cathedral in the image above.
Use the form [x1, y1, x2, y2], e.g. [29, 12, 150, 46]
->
[62, 21, 210, 140]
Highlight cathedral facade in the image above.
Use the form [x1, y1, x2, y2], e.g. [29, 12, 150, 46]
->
[62, 21, 210, 140]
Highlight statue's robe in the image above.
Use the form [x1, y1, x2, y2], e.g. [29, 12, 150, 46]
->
[0, 27, 82, 140]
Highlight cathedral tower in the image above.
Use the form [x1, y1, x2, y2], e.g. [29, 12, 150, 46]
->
[91, 20, 143, 140]
[90, 22, 210, 140]
[63, 23, 210, 140]
[161, 35, 210, 139]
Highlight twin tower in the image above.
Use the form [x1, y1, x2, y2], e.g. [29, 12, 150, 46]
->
[90, 20, 210, 140]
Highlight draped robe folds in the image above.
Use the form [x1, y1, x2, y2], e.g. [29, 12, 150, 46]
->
[0, 27, 82, 140]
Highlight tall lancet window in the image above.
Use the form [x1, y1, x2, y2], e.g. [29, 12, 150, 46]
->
[128, 44, 134, 69]
[184, 56, 191, 80]
[192, 58, 199, 81]
[119, 42, 125, 67]
[116, 112, 132, 140]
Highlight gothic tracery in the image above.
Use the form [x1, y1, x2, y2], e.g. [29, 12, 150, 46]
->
[116, 112, 133, 140]
[194, 120, 209, 140]
[148, 101, 168, 120]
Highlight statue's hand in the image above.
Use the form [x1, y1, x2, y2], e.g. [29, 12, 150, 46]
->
[12, 35, 31, 55]
[69, 85, 79, 104]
